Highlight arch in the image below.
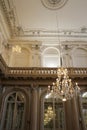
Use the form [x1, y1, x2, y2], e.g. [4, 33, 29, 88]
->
[72, 46, 87, 53]
[10, 46, 32, 67]
[42, 47, 60, 67]
[72, 47, 87, 67]
[82, 92, 87, 97]
[0, 87, 30, 130]
[42, 47, 60, 55]
[1, 87, 29, 103]
[40, 90, 65, 130]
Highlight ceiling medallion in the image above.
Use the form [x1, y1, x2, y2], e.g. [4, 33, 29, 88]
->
[41, 0, 68, 10]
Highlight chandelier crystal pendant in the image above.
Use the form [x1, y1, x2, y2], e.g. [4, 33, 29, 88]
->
[48, 68, 80, 101]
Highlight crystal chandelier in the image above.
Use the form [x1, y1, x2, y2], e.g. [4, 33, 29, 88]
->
[44, 106, 56, 125]
[48, 68, 80, 101]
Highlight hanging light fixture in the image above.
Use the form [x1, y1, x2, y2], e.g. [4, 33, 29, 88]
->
[48, 68, 80, 101]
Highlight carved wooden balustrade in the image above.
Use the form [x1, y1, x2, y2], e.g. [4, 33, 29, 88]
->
[7, 67, 87, 78]
[0, 54, 87, 78]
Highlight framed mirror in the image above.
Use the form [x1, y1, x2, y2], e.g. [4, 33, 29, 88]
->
[82, 92, 87, 129]
[40, 92, 65, 130]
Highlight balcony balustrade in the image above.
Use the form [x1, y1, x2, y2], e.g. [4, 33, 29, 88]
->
[0, 54, 87, 78]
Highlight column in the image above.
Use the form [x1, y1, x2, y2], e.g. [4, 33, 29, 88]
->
[64, 100, 73, 130]
[30, 87, 38, 130]
[39, 92, 44, 130]
[31, 45, 41, 67]
[71, 93, 86, 130]
[64, 95, 85, 130]
[76, 95, 86, 130]
[71, 96, 81, 130]
[37, 87, 41, 130]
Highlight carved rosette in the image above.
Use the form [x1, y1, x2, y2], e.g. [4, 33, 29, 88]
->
[41, 0, 68, 10]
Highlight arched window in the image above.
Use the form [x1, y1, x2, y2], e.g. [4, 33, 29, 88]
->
[73, 48, 87, 67]
[0, 92, 26, 130]
[10, 48, 30, 67]
[42, 47, 60, 67]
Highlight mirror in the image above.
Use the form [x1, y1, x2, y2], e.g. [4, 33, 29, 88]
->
[82, 92, 87, 129]
[43, 93, 65, 130]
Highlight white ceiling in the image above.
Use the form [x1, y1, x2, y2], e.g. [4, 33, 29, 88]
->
[1, 0, 87, 43]
[13, 0, 87, 31]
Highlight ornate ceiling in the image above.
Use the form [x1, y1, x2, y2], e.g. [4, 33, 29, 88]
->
[0, 0, 87, 44]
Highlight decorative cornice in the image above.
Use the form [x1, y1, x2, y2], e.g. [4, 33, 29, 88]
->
[0, 0, 19, 36]
[0, 7, 10, 41]
[20, 28, 87, 36]
[14, 28, 87, 42]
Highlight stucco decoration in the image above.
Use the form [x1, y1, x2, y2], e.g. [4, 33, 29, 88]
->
[41, 0, 68, 10]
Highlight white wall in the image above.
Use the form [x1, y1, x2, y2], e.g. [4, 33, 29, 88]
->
[1, 40, 87, 68]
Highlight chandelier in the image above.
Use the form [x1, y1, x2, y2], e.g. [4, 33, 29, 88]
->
[48, 68, 80, 101]
[44, 106, 56, 125]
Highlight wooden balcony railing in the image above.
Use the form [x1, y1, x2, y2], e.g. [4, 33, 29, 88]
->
[0, 55, 87, 78]
[6, 67, 87, 78]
